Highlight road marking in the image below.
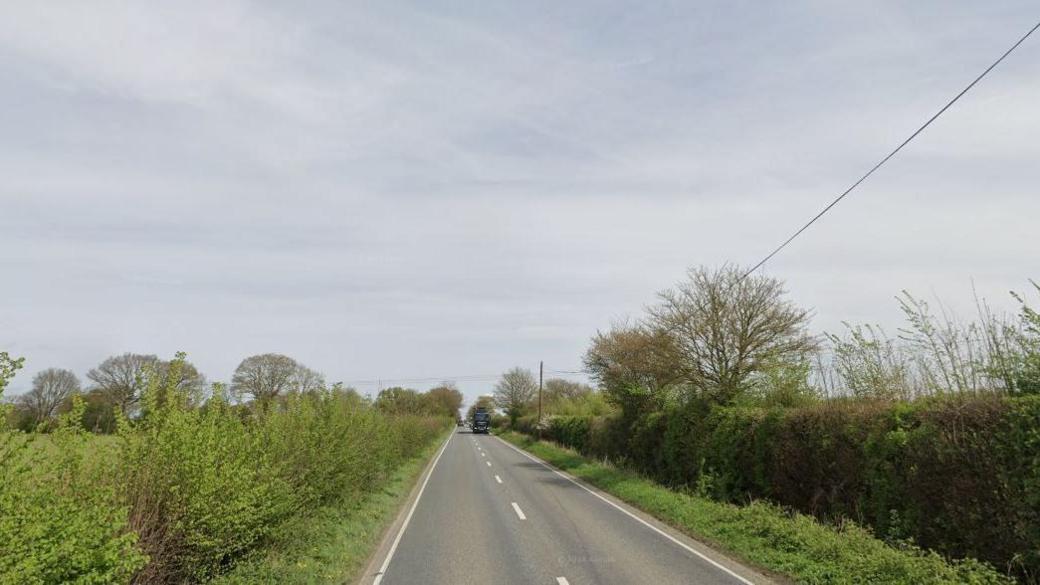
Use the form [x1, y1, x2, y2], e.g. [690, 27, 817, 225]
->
[495, 436, 754, 585]
[371, 432, 453, 585]
[486, 461, 492, 467]
[481, 451, 486, 457]
[511, 502, 527, 520]
[556, 578, 570, 585]
[495, 474, 503, 484]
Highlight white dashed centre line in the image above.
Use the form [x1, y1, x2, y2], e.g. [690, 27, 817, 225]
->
[511, 502, 527, 520]
[494, 475, 503, 484]
[556, 578, 570, 585]
[486, 461, 492, 467]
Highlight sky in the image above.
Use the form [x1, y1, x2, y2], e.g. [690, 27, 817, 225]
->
[2, 1, 1038, 406]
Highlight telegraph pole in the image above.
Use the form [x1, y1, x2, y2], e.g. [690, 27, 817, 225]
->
[538, 361, 543, 439]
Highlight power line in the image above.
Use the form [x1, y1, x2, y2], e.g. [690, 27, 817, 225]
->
[546, 368, 587, 375]
[741, 18, 1040, 281]
[341, 366, 590, 387]
[341, 374, 501, 387]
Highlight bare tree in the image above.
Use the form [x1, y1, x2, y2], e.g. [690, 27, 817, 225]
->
[87, 353, 160, 415]
[493, 367, 537, 426]
[648, 265, 816, 405]
[289, 364, 325, 394]
[19, 368, 80, 426]
[231, 353, 299, 405]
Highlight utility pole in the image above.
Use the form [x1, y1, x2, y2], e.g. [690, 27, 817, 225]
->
[538, 361, 543, 440]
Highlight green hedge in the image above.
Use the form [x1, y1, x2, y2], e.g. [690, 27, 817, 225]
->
[525, 395, 1040, 581]
[1, 371, 448, 584]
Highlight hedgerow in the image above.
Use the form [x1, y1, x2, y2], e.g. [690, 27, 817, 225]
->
[500, 431, 1011, 585]
[518, 394, 1040, 581]
[0, 413, 146, 584]
[0, 353, 448, 584]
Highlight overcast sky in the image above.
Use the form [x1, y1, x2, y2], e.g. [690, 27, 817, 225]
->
[2, 1, 1038, 404]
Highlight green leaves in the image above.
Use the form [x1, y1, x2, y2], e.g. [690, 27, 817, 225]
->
[516, 395, 1040, 582]
[501, 431, 1013, 585]
[0, 352, 25, 422]
[0, 432, 146, 584]
[0, 351, 448, 584]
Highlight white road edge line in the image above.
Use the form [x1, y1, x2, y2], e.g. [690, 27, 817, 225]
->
[495, 436, 754, 585]
[372, 431, 453, 585]
[495, 474, 503, 484]
[556, 578, 570, 585]
[511, 502, 527, 520]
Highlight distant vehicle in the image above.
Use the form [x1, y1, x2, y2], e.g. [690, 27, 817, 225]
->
[472, 407, 491, 434]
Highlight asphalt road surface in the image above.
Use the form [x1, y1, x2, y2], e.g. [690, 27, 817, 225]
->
[369, 429, 771, 585]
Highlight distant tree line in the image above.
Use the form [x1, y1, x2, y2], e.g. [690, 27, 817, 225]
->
[4, 352, 465, 432]
[372, 382, 463, 419]
[469, 368, 605, 427]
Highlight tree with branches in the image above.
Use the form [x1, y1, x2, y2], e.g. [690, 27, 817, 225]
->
[425, 382, 464, 419]
[231, 353, 298, 406]
[584, 323, 684, 418]
[87, 353, 159, 416]
[493, 368, 537, 427]
[648, 264, 816, 405]
[19, 368, 80, 427]
[289, 365, 325, 394]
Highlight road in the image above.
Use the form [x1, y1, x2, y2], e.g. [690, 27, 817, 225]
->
[368, 429, 771, 585]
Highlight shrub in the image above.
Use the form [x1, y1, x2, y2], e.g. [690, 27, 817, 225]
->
[119, 388, 291, 583]
[518, 395, 1040, 581]
[502, 431, 1012, 585]
[0, 402, 147, 584]
[120, 362, 447, 583]
[1, 353, 448, 584]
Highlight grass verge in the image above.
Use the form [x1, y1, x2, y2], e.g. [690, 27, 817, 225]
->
[212, 430, 449, 585]
[497, 431, 1011, 585]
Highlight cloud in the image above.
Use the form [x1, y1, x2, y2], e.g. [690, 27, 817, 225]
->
[1, 0, 1037, 405]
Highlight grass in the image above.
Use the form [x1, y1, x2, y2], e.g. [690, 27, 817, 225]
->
[497, 431, 1012, 585]
[212, 431, 449, 585]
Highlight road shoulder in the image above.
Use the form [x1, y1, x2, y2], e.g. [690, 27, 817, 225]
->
[357, 429, 456, 585]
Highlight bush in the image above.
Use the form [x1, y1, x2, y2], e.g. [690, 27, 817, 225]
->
[0, 405, 146, 584]
[520, 395, 1040, 581]
[0, 354, 448, 584]
[121, 368, 447, 583]
[502, 431, 1011, 585]
[119, 390, 291, 583]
